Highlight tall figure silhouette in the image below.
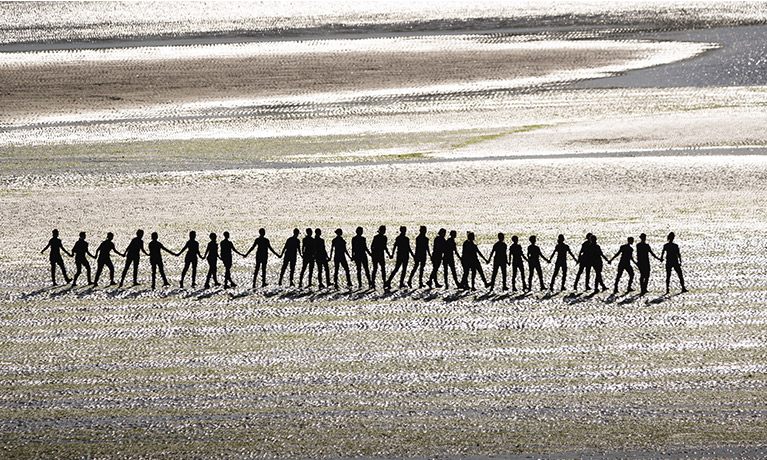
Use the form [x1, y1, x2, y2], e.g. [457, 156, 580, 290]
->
[487, 233, 508, 291]
[589, 235, 609, 293]
[70, 232, 95, 286]
[203, 233, 220, 289]
[387, 226, 414, 289]
[527, 235, 550, 291]
[244, 228, 281, 288]
[442, 230, 462, 288]
[573, 233, 593, 291]
[661, 232, 688, 294]
[508, 235, 527, 292]
[120, 229, 148, 288]
[42, 229, 71, 285]
[370, 225, 392, 289]
[636, 233, 661, 295]
[351, 227, 372, 289]
[313, 228, 330, 289]
[330, 229, 352, 289]
[177, 231, 202, 288]
[298, 228, 315, 288]
[427, 228, 446, 288]
[459, 231, 488, 291]
[148, 232, 174, 289]
[220, 231, 243, 289]
[94, 232, 124, 286]
[408, 226, 431, 288]
[279, 229, 302, 287]
[610, 237, 637, 293]
[549, 235, 577, 291]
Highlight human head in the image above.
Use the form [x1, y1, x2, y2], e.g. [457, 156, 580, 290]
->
[210, 232, 217, 241]
[667, 232, 675, 242]
[136, 229, 144, 238]
[151, 232, 158, 240]
[529, 235, 536, 244]
[449, 230, 457, 238]
[558, 234, 565, 243]
[79, 231, 86, 239]
[293, 228, 299, 237]
[467, 231, 475, 241]
[511, 235, 518, 243]
[586, 232, 592, 240]
[399, 226, 406, 234]
[498, 232, 505, 241]
[52, 229, 59, 237]
[335, 228, 342, 236]
[258, 228, 265, 236]
[107, 232, 114, 240]
[356, 226, 363, 236]
[627, 236, 634, 244]
[378, 225, 386, 234]
[189, 231, 195, 239]
[315, 228, 322, 237]
[419, 225, 426, 234]
[639, 233, 646, 242]
[592, 235, 598, 243]
[223, 231, 230, 239]
[438, 228, 446, 237]
[305, 228, 312, 236]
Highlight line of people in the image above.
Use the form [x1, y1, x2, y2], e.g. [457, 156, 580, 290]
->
[41, 226, 688, 295]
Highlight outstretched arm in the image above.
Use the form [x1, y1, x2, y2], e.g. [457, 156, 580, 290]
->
[488, 247, 496, 262]
[41, 241, 51, 254]
[329, 244, 335, 261]
[87, 249, 97, 259]
[478, 248, 488, 264]
[609, 251, 619, 264]
[602, 253, 610, 263]
[115, 249, 126, 257]
[161, 244, 174, 256]
[176, 243, 188, 257]
[243, 240, 257, 258]
[660, 247, 666, 262]
[568, 248, 578, 263]
[649, 247, 661, 261]
[269, 243, 281, 258]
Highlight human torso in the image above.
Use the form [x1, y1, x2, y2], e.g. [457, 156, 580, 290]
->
[395, 235, 410, 261]
[332, 237, 347, 261]
[555, 243, 569, 265]
[97, 240, 114, 261]
[527, 245, 541, 265]
[127, 237, 144, 259]
[414, 235, 428, 260]
[493, 242, 508, 263]
[352, 235, 367, 260]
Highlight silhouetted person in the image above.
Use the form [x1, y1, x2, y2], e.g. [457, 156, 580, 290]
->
[442, 230, 462, 288]
[244, 228, 280, 288]
[42, 229, 71, 285]
[636, 233, 661, 295]
[177, 231, 202, 288]
[370, 225, 392, 289]
[330, 228, 352, 289]
[459, 231, 488, 291]
[351, 227, 372, 289]
[508, 235, 527, 292]
[387, 226, 414, 289]
[573, 233, 593, 291]
[298, 228, 315, 288]
[661, 232, 687, 294]
[70, 232, 95, 286]
[408, 226, 431, 288]
[313, 228, 330, 289]
[203, 232, 221, 289]
[427, 228, 446, 288]
[527, 235, 550, 291]
[148, 232, 173, 289]
[609, 237, 637, 293]
[220, 231, 243, 289]
[279, 229, 302, 287]
[120, 229, 148, 288]
[94, 232, 124, 286]
[589, 235, 609, 293]
[549, 234, 577, 291]
[487, 233, 508, 291]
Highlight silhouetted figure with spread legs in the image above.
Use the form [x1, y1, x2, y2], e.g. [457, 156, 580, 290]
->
[527, 235, 550, 291]
[220, 232, 243, 289]
[370, 225, 392, 289]
[427, 228, 446, 288]
[589, 235, 609, 293]
[330, 229, 352, 289]
[459, 231, 488, 291]
[279, 229, 302, 287]
[42, 229, 71, 285]
[177, 231, 202, 288]
[442, 230, 462, 288]
[573, 233, 593, 291]
[313, 228, 330, 289]
[661, 232, 687, 294]
[70, 232, 95, 286]
[244, 228, 281, 288]
[94, 232, 124, 286]
[351, 227, 372, 289]
[508, 235, 527, 292]
[408, 226, 431, 288]
[148, 232, 173, 289]
[636, 233, 661, 295]
[203, 233, 221, 289]
[610, 236, 637, 294]
[487, 233, 508, 291]
[549, 234, 577, 291]
[120, 230, 148, 288]
[387, 226, 414, 289]
[298, 228, 315, 288]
